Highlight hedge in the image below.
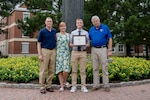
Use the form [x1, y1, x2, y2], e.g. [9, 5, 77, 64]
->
[0, 56, 150, 83]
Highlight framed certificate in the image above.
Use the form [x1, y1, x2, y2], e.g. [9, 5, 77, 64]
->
[73, 35, 86, 46]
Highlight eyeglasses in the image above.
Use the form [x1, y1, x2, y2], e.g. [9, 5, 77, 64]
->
[46, 21, 52, 22]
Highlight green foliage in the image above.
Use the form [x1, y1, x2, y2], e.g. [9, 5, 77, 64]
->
[24, 0, 53, 12]
[0, 56, 150, 83]
[109, 0, 150, 44]
[109, 57, 150, 82]
[84, 0, 110, 29]
[84, 0, 150, 56]
[0, 57, 39, 83]
[17, 12, 58, 37]
[0, 0, 23, 17]
[17, 0, 62, 37]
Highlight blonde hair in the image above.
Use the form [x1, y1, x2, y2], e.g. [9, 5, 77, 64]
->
[76, 18, 83, 22]
[59, 22, 66, 30]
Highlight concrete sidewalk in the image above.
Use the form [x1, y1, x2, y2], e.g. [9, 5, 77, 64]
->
[0, 82, 150, 100]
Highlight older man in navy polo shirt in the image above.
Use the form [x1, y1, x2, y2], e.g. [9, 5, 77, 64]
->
[37, 17, 56, 94]
[89, 15, 112, 92]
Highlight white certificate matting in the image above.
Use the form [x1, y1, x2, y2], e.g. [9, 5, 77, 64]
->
[73, 35, 86, 46]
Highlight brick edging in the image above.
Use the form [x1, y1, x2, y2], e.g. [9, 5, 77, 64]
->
[0, 79, 150, 89]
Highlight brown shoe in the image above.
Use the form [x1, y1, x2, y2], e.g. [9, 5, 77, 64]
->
[46, 88, 54, 92]
[40, 89, 46, 94]
[104, 87, 111, 92]
[90, 87, 99, 91]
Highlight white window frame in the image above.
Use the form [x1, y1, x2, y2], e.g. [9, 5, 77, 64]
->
[23, 12, 30, 22]
[118, 44, 124, 53]
[143, 45, 146, 53]
[22, 12, 30, 37]
[112, 47, 115, 53]
[22, 42, 29, 53]
[130, 45, 135, 53]
[22, 30, 29, 38]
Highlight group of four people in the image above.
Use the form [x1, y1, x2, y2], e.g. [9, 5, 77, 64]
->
[37, 15, 112, 94]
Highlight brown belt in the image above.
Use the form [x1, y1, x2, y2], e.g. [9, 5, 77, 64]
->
[73, 50, 86, 51]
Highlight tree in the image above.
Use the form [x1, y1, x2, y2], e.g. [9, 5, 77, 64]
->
[84, 0, 150, 56]
[0, 0, 23, 34]
[108, 0, 150, 56]
[17, 0, 62, 37]
[0, 0, 23, 17]
[84, 0, 111, 30]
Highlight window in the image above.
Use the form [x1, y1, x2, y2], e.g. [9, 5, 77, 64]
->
[112, 47, 115, 53]
[22, 42, 29, 53]
[143, 45, 146, 53]
[23, 12, 30, 22]
[118, 44, 124, 53]
[130, 45, 135, 53]
[22, 12, 30, 37]
[22, 30, 29, 37]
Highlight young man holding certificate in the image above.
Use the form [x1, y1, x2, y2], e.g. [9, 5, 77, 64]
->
[70, 18, 90, 93]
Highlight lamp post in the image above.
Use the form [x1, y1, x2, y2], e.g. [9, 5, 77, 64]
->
[143, 38, 149, 59]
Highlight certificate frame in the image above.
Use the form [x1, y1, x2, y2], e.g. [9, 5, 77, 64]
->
[73, 35, 86, 46]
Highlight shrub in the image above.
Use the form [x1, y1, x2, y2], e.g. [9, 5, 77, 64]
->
[0, 56, 150, 83]
[109, 57, 150, 82]
[0, 57, 39, 83]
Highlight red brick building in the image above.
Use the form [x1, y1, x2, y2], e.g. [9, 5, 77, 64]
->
[0, 4, 38, 57]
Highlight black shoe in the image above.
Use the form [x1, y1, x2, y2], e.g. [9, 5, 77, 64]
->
[40, 89, 46, 94]
[90, 87, 99, 91]
[104, 87, 111, 92]
[46, 88, 54, 92]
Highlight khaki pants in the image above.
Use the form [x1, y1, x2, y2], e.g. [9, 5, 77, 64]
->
[39, 48, 56, 89]
[71, 51, 87, 86]
[91, 47, 109, 87]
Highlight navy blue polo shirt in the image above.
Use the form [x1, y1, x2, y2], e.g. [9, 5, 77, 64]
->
[89, 24, 112, 47]
[37, 27, 57, 49]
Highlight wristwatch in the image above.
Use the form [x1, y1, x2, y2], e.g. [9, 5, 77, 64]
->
[108, 49, 112, 51]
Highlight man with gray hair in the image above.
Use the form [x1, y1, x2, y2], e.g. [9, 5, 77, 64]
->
[89, 15, 112, 92]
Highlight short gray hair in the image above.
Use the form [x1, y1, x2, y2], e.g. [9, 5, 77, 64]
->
[91, 15, 100, 22]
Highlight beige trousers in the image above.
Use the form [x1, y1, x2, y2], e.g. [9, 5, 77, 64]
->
[39, 48, 56, 89]
[71, 51, 87, 86]
[91, 47, 109, 87]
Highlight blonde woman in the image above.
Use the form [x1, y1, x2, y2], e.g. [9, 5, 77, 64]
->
[55, 22, 70, 92]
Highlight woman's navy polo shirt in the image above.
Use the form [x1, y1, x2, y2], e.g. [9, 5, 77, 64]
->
[37, 27, 57, 49]
[89, 24, 112, 47]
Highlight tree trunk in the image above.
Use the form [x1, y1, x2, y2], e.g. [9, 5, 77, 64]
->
[126, 44, 131, 56]
[146, 44, 149, 59]
[137, 45, 139, 58]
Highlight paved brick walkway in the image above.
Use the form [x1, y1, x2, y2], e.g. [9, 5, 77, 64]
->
[0, 83, 150, 100]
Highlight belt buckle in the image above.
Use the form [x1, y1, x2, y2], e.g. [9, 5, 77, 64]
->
[94, 46, 106, 48]
[95, 46, 101, 48]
